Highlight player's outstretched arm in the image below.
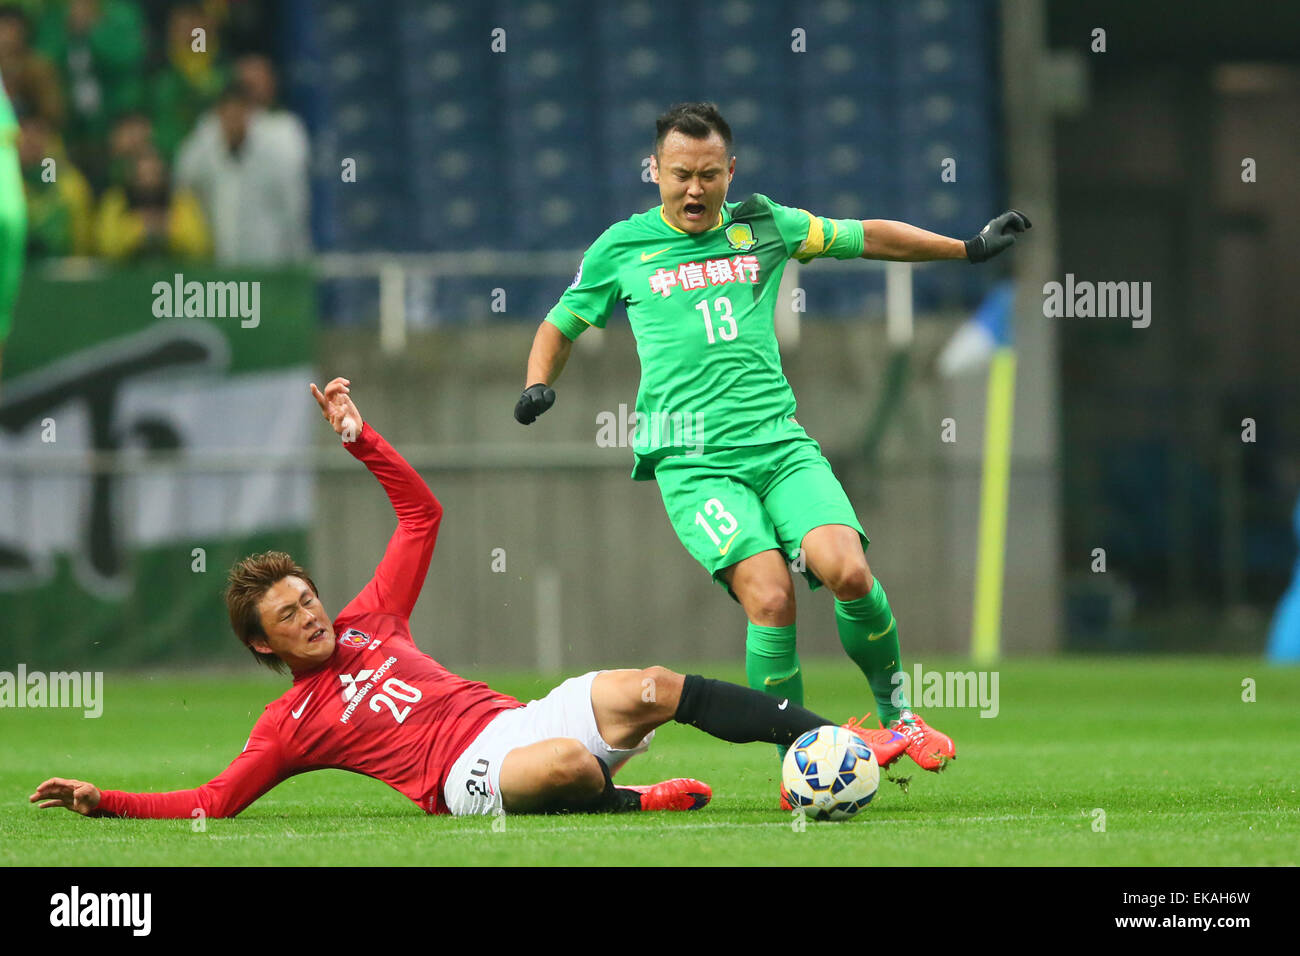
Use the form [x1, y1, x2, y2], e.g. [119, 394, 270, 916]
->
[30, 717, 291, 820]
[318, 377, 444, 620]
[861, 210, 1031, 263]
[514, 321, 572, 424]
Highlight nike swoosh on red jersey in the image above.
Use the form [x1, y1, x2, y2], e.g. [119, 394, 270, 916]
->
[291, 693, 313, 719]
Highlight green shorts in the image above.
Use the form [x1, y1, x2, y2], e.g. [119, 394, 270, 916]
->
[653, 434, 868, 598]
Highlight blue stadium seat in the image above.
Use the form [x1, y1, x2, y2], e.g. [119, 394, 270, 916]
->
[801, 93, 894, 144]
[897, 92, 994, 140]
[798, 268, 887, 321]
[592, 4, 697, 108]
[413, 191, 508, 250]
[501, 97, 595, 151]
[405, 105, 497, 158]
[731, 142, 794, 201]
[601, 138, 657, 194]
[792, 183, 881, 222]
[894, 0, 994, 45]
[318, 1, 393, 44]
[501, 143, 605, 250]
[332, 190, 404, 250]
[399, 47, 493, 99]
[711, 93, 796, 194]
[800, 0, 891, 43]
[798, 138, 896, 199]
[894, 0, 997, 93]
[899, 161, 997, 201]
[297, 0, 1007, 305]
[792, 36, 895, 94]
[604, 181, 662, 224]
[700, 40, 789, 93]
[495, 0, 594, 94]
[318, 276, 380, 327]
[395, 0, 492, 49]
[896, 44, 996, 93]
[696, 0, 798, 94]
[597, 42, 695, 97]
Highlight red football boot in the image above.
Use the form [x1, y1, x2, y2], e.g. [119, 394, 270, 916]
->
[887, 711, 956, 771]
[842, 715, 909, 769]
[623, 778, 712, 811]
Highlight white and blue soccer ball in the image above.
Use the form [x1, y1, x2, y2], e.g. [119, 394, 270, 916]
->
[781, 725, 880, 821]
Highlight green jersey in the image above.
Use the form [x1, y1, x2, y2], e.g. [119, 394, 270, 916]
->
[0, 68, 16, 141]
[546, 193, 865, 479]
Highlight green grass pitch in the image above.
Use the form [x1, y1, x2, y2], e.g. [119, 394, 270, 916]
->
[3, 657, 1297, 866]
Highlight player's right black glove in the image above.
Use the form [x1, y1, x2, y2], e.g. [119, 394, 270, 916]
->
[965, 210, 1032, 263]
[514, 383, 556, 425]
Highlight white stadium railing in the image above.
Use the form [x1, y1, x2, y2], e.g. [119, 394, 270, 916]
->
[35, 252, 921, 357]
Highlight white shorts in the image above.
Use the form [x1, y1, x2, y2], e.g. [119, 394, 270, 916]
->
[443, 671, 655, 816]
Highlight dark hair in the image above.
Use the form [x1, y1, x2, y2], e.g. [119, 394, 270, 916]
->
[225, 551, 320, 673]
[0, 4, 29, 29]
[655, 102, 733, 156]
[217, 81, 250, 106]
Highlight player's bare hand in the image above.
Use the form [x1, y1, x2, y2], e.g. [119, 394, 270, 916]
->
[310, 377, 363, 441]
[30, 777, 101, 815]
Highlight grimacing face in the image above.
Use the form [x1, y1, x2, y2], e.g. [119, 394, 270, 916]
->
[651, 129, 735, 234]
[251, 575, 336, 672]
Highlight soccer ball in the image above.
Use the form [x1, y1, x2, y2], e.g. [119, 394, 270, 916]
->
[781, 725, 880, 821]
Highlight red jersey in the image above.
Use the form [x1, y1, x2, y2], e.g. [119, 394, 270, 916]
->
[96, 423, 522, 818]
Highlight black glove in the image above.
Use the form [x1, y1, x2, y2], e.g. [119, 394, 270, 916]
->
[965, 210, 1031, 264]
[514, 383, 556, 425]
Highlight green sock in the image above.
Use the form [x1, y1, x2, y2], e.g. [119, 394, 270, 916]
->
[835, 579, 910, 725]
[745, 622, 802, 758]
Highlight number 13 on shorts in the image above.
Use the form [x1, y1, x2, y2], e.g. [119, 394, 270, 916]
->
[695, 498, 740, 554]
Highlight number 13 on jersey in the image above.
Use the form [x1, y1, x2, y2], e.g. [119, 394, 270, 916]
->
[695, 296, 736, 344]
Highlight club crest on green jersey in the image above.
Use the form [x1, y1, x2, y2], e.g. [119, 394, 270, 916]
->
[725, 222, 756, 252]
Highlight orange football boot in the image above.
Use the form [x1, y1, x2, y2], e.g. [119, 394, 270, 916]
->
[887, 711, 956, 771]
[842, 715, 909, 769]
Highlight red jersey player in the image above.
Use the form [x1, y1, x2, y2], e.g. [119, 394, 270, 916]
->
[31, 378, 907, 820]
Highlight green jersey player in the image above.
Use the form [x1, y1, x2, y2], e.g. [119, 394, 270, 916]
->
[516, 102, 1029, 776]
[0, 68, 25, 390]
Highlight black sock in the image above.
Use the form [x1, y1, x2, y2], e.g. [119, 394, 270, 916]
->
[674, 674, 834, 746]
[535, 756, 641, 814]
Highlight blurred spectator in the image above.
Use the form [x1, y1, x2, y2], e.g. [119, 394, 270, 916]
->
[95, 144, 209, 260]
[150, 2, 226, 161]
[175, 83, 310, 265]
[18, 112, 93, 256]
[188, 53, 308, 170]
[106, 109, 151, 186]
[233, 53, 307, 170]
[0, 4, 63, 129]
[34, 0, 147, 183]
